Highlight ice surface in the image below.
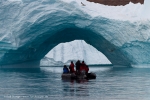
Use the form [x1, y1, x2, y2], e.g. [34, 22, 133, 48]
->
[141, 0, 150, 19]
[40, 40, 111, 66]
[0, 0, 150, 67]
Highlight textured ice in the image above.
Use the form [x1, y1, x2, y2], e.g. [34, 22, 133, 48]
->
[141, 0, 150, 19]
[40, 40, 111, 66]
[0, 0, 150, 67]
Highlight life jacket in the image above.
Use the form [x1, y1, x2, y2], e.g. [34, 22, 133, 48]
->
[69, 63, 75, 73]
[80, 63, 86, 71]
[63, 67, 69, 73]
[80, 63, 89, 73]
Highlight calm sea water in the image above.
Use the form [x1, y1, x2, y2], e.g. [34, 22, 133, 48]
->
[0, 66, 150, 100]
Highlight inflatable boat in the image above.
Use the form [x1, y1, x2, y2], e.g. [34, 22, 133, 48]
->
[61, 72, 96, 80]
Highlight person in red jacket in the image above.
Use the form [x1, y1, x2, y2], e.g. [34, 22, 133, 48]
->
[69, 61, 75, 73]
[80, 61, 89, 74]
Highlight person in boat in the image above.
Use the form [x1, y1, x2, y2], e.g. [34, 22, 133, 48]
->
[80, 61, 89, 74]
[75, 60, 81, 74]
[69, 61, 75, 73]
[63, 65, 69, 74]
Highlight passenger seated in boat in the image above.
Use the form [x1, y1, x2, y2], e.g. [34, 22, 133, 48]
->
[63, 65, 69, 74]
[69, 61, 75, 73]
[80, 61, 89, 74]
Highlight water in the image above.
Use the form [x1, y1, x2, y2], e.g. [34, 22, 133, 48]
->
[0, 66, 150, 100]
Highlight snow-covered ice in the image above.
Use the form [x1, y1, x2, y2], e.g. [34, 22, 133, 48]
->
[0, 0, 150, 67]
[40, 40, 111, 66]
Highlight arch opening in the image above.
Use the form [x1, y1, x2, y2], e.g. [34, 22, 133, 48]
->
[40, 40, 112, 66]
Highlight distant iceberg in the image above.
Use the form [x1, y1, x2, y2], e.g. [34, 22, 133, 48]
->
[40, 40, 111, 66]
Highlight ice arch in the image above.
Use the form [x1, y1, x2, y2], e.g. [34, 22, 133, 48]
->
[0, 27, 130, 67]
[0, 0, 150, 67]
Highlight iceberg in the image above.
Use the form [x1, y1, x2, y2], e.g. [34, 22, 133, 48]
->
[40, 40, 111, 66]
[0, 0, 150, 67]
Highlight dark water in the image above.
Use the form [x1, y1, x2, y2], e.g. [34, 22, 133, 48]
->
[0, 66, 150, 100]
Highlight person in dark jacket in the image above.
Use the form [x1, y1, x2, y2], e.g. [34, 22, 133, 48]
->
[75, 60, 81, 73]
[69, 61, 75, 73]
[63, 65, 69, 74]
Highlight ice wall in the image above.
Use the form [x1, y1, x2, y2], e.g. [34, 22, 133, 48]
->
[41, 40, 111, 65]
[0, 0, 150, 67]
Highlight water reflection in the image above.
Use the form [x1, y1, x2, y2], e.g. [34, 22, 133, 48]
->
[62, 79, 89, 97]
[0, 68, 41, 73]
[2, 66, 150, 100]
[0, 67, 55, 96]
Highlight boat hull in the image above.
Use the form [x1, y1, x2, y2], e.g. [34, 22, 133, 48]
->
[61, 73, 96, 80]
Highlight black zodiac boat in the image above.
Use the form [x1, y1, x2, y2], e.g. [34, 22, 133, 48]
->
[61, 71, 96, 80]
